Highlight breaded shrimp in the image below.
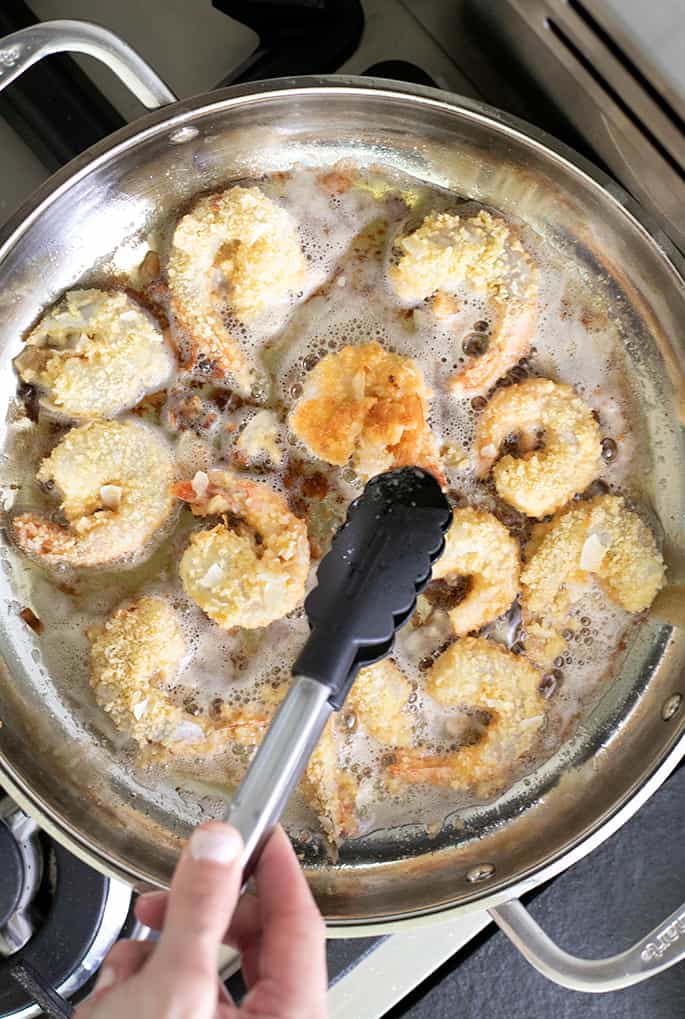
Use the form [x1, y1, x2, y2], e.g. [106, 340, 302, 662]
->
[14, 289, 175, 421]
[89, 596, 274, 754]
[388, 209, 537, 395]
[450, 298, 537, 397]
[168, 186, 306, 394]
[521, 494, 665, 664]
[475, 378, 601, 517]
[12, 419, 176, 568]
[431, 507, 520, 636]
[301, 719, 358, 845]
[288, 341, 444, 482]
[347, 659, 413, 747]
[175, 469, 310, 629]
[388, 636, 545, 795]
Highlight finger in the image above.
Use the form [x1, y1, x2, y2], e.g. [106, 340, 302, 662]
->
[220, 893, 263, 989]
[224, 892, 262, 988]
[131, 902, 239, 1013]
[73, 997, 97, 1019]
[136, 887, 262, 992]
[239, 940, 262, 990]
[224, 892, 260, 949]
[242, 827, 327, 1018]
[91, 940, 156, 1000]
[73, 941, 156, 1017]
[136, 888, 262, 952]
[135, 890, 168, 930]
[151, 822, 243, 989]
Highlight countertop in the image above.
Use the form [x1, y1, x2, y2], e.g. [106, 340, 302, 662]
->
[389, 761, 685, 1018]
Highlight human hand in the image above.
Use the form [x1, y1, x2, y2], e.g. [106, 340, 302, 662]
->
[75, 822, 327, 1019]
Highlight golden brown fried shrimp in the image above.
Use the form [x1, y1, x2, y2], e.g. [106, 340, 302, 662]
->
[288, 341, 444, 482]
[388, 636, 545, 795]
[431, 507, 520, 636]
[347, 659, 413, 747]
[168, 186, 305, 393]
[475, 378, 601, 517]
[301, 720, 358, 845]
[388, 209, 537, 395]
[12, 419, 176, 568]
[521, 494, 666, 664]
[175, 469, 310, 629]
[14, 289, 175, 421]
[89, 596, 274, 754]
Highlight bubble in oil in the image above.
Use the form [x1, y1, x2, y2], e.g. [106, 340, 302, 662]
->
[342, 710, 357, 732]
[462, 332, 489, 357]
[540, 669, 563, 698]
[601, 438, 618, 461]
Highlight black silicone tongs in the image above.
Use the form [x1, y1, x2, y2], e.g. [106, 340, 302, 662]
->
[225, 467, 452, 875]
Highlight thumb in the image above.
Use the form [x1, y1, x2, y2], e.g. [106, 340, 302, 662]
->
[152, 821, 243, 982]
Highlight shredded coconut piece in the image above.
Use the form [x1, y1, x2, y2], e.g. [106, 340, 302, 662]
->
[132, 699, 148, 721]
[198, 562, 224, 589]
[580, 532, 608, 572]
[99, 484, 122, 510]
[191, 470, 209, 497]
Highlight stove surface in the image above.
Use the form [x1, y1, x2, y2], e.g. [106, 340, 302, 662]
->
[0, 793, 142, 1019]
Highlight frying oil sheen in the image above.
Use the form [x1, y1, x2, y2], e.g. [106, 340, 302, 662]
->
[0, 165, 648, 845]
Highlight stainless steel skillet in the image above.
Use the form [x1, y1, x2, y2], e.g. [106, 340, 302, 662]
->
[0, 20, 684, 993]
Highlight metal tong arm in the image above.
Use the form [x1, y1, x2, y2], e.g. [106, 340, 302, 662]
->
[224, 467, 451, 877]
[224, 675, 332, 878]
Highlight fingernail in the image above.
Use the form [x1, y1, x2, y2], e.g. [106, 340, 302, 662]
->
[189, 825, 242, 865]
[93, 967, 116, 993]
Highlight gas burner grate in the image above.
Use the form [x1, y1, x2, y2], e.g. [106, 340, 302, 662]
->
[0, 798, 135, 1019]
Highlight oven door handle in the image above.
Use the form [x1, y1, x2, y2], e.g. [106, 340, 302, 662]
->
[490, 897, 685, 992]
[0, 19, 176, 110]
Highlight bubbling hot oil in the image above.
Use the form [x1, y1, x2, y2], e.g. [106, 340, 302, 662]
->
[0, 164, 648, 843]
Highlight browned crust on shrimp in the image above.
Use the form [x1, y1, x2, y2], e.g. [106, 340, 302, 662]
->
[289, 340, 445, 483]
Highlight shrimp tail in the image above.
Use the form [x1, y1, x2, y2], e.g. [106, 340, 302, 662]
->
[388, 750, 458, 787]
[12, 515, 77, 560]
[171, 480, 199, 503]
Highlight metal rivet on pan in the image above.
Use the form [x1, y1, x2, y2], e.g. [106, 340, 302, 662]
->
[0, 45, 21, 68]
[466, 863, 495, 883]
[662, 693, 682, 721]
[169, 126, 199, 144]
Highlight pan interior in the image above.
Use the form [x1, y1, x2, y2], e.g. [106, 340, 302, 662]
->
[0, 83, 683, 925]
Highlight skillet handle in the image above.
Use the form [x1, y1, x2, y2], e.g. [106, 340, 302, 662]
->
[0, 19, 176, 109]
[490, 897, 685, 992]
